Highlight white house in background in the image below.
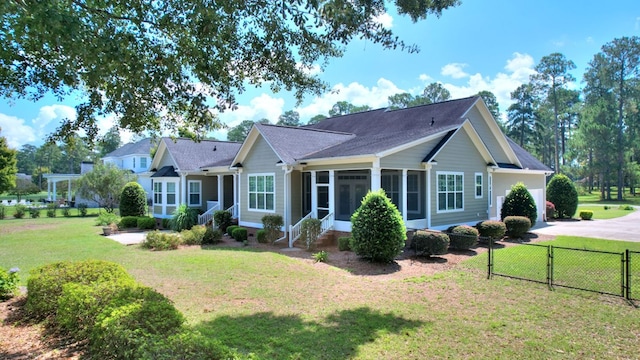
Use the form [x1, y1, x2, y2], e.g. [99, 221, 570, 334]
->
[103, 138, 153, 199]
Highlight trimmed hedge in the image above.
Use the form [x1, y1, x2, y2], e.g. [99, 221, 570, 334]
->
[232, 227, 248, 242]
[579, 210, 593, 220]
[256, 229, 268, 243]
[141, 231, 182, 251]
[226, 225, 239, 236]
[202, 227, 223, 245]
[448, 225, 478, 250]
[410, 231, 449, 256]
[119, 216, 139, 229]
[120, 182, 148, 217]
[476, 220, 506, 240]
[261, 214, 283, 243]
[504, 216, 531, 238]
[137, 216, 156, 230]
[338, 236, 352, 251]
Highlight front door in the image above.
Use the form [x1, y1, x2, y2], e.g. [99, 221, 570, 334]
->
[336, 172, 369, 221]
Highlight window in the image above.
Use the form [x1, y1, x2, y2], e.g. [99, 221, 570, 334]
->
[437, 172, 463, 212]
[248, 174, 275, 211]
[153, 182, 162, 204]
[475, 173, 483, 199]
[381, 172, 400, 210]
[407, 173, 420, 213]
[188, 180, 201, 206]
[140, 157, 147, 169]
[166, 182, 176, 205]
[133, 157, 136, 168]
[488, 174, 493, 207]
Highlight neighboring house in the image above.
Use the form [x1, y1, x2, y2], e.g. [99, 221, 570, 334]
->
[149, 138, 242, 221]
[151, 96, 552, 247]
[103, 138, 153, 199]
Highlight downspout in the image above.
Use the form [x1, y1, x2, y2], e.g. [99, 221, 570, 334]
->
[279, 166, 293, 246]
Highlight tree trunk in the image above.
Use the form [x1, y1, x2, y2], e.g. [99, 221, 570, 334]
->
[616, 62, 625, 201]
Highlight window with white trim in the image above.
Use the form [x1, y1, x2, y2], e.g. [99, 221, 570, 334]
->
[188, 180, 201, 206]
[153, 182, 162, 204]
[407, 173, 420, 213]
[437, 172, 463, 212]
[488, 174, 493, 207]
[166, 182, 176, 205]
[140, 157, 147, 169]
[248, 174, 275, 211]
[475, 173, 483, 199]
[133, 157, 136, 168]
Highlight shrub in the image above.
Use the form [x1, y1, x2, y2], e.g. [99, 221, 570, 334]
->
[299, 218, 322, 250]
[476, 220, 506, 240]
[546, 201, 556, 219]
[181, 225, 207, 246]
[25, 260, 135, 320]
[213, 210, 233, 232]
[410, 231, 449, 257]
[579, 210, 593, 220]
[501, 182, 537, 225]
[119, 216, 139, 229]
[119, 182, 148, 217]
[448, 225, 478, 250]
[28, 207, 41, 218]
[96, 211, 119, 226]
[546, 174, 578, 219]
[312, 250, 328, 263]
[350, 189, 406, 263]
[62, 207, 72, 217]
[77, 203, 88, 217]
[142, 231, 182, 250]
[170, 204, 198, 231]
[226, 225, 239, 236]
[137, 216, 156, 230]
[0, 267, 20, 300]
[232, 227, 248, 242]
[138, 330, 242, 360]
[261, 214, 284, 243]
[256, 229, 268, 243]
[88, 286, 185, 359]
[338, 236, 352, 251]
[202, 227, 222, 245]
[504, 216, 531, 238]
[619, 205, 634, 211]
[46, 203, 57, 218]
[0, 204, 5, 219]
[161, 218, 170, 229]
[13, 204, 27, 219]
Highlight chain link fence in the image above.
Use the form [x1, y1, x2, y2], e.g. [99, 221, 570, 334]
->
[629, 251, 640, 302]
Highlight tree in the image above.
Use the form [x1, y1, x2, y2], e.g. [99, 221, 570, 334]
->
[0, 128, 18, 194]
[98, 126, 122, 157]
[422, 82, 451, 104]
[531, 53, 576, 173]
[387, 92, 430, 109]
[500, 182, 537, 226]
[506, 84, 536, 147]
[8, 177, 40, 202]
[477, 90, 500, 120]
[547, 174, 578, 219]
[227, 119, 269, 142]
[119, 182, 148, 217]
[16, 144, 38, 175]
[277, 110, 301, 127]
[307, 114, 328, 125]
[76, 163, 136, 213]
[350, 189, 406, 263]
[328, 101, 372, 117]
[0, 0, 459, 141]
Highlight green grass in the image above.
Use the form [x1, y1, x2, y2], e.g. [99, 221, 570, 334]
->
[578, 191, 640, 205]
[576, 205, 635, 220]
[1, 219, 640, 359]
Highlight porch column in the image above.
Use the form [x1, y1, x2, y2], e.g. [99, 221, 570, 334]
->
[311, 171, 317, 218]
[47, 179, 51, 201]
[402, 169, 408, 223]
[180, 174, 187, 205]
[217, 175, 224, 209]
[52, 180, 57, 202]
[68, 180, 72, 203]
[328, 170, 335, 216]
[425, 164, 432, 229]
[371, 167, 381, 191]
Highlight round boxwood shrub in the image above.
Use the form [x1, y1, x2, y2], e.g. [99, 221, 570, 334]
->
[448, 225, 478, 250]
[256, 229, 268, 243]
[579, 210, 593, 220]
[213, 210, 233, 232]
[119, 216, 139, 229]
[0, 267, 19, 300]
[225, 225, 239, 236]
[232, 227, 248, 242]
[137, 216, 156, 230]
[476, 220, 506, 240]
[547, 174, 578, 219]
[202, 227, 222, 245]
[350, 189, 406, 263]
[501, 182, 537, 225]
[338, 236, 352, 251]
[410, 231, 449, 256]
[119, 182, 148, 217]
[504, 216, 531, 238]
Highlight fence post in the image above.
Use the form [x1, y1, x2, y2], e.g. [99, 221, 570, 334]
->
[487, 238, 492, 279]
[625, 250, 630, 301]
[547, 245, 554, 290]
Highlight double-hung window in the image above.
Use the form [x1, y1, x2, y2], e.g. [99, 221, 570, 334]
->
[475, 173, 483, 199]
[188, 180, 201, 206]
[153, 182, 162, 204]
[437, 172, 463, 212]
[140, 157, 147, 169]
[166, 182, 176, 205]
[248, 174, 275, 211]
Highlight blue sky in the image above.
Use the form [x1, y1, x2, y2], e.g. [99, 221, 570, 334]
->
[1, 0, 639, 149]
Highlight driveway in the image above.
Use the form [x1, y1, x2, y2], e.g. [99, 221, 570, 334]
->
[532, 208, 640, 242]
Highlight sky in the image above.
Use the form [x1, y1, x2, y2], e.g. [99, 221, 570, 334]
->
[1, 0, 640, 149]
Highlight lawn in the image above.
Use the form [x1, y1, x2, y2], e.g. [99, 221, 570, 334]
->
[576, 204, 635, 220]
[1, 218, 639, 359]
[578, 191, 640, 206]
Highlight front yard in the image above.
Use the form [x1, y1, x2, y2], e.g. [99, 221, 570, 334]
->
[1, 217, 639, 359]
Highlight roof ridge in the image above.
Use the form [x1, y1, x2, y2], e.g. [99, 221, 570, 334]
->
[258, 123, 354, 136]
[383, 95, 480, 113]
[163, 137, 241, 144]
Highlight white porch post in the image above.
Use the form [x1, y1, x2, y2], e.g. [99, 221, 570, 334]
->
[311, 171, 317, 218]
[52, 181, 57, 202]
[217, 175, 224, 209]
[47, 179, 51, 201]
[181, 174, 187, 205]
[235, 170, 242, 220]
[328, 170, 335, 216]
[67, 180, 72, 203]
[371, 168, 381, 191]
[426, 164, 432, 229]
[402, 169, 408, 224]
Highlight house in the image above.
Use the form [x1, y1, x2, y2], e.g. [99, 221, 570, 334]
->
[151, 96, 552, 247]
[149, 138, 242, 222]
[103, 138, 154, 199]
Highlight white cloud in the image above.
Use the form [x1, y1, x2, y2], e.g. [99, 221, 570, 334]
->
[441, 63, 469, 79]
[211, 93, 286, 140]
[0, 113, 36, 149]
[418, 74, 433, 82]
[32, 105, 76, 133]
[373, 12, 393, 29]
[636, 17, 640, 30]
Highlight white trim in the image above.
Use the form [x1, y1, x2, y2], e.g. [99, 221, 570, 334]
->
[375, 128, 457, 158]
[426, 164, 432, 229]
[238, 220, 264, 229]
[334, 220, 352, 232]
[474, 172, 483, 199]
[247, 173, 276, 212]
[187, 180, 202, 207]
[436, 171, 464, 213]
[488, 173, 493, 208]
[402, 169, 408, 223]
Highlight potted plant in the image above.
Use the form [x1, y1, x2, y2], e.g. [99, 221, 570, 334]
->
[103, 222, 118, 236]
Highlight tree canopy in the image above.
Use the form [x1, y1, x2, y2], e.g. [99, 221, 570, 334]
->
[0, 0, 459, 142]
[76, 163, 136, 213]
[0, 128, 18, 193]
[227, 119, 270, 142]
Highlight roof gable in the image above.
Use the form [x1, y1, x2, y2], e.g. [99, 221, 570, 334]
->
[103, 138, 152, 159]
[150, 138, 241, 172]
[422, 120, 496, 165]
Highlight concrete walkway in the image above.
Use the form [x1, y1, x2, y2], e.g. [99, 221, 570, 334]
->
[532, 208, 640, 242]
[106, 231, 148, 245]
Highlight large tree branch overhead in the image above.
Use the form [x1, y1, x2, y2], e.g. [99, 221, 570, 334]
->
[0, 0, 459, 140]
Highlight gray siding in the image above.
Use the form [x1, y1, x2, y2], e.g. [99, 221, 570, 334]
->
[157, 149, 175, 168]
[240, 135, 284, 225]
[491, 172, 546, 219]
[466, 107, 510, 164]
[429, 128, 489, 227]
[380, 136, 443, 169]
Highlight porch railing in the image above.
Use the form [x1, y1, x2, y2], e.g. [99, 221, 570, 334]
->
[198, 202, 220, 225]
[287, 212, 335, 248]
[319, 212, 335, 236]
[226, 203, 238, 219]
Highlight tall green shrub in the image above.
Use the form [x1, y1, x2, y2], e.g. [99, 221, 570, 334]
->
[261, 214, 284, 243]
[119, 182, 148, 217]
[213, 210, 232, 232]
[546, 174, 578, 219]
[500, 182, 537, 225]
[170, 204, 198, 231]
[350, 189, 406, 262]
[299, 218, 322, 250]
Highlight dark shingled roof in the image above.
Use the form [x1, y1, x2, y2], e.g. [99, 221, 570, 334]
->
[505, 137, 552, 172]
[104, 138, 152, 158]
[151, 165, 179, 178]
[161, 138, 242, 171]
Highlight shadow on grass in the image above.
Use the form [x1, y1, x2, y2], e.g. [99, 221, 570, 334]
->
[194, 307, 425, 359]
